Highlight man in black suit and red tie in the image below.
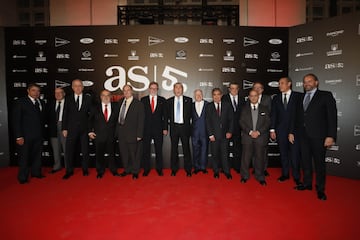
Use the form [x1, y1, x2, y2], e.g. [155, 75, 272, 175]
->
[13, 83, 46, 184]
[88, 90, 120, 179]
[117, 85, 145, 180]
[240, 90, 271, 186]
[165, 82, 193, 177]
[290, 73, 337, 201]
[62, 79, 93, 179]
[141, 82, 167, 176]
[206, 88, 234, 179]
[270, 77, 302, 186]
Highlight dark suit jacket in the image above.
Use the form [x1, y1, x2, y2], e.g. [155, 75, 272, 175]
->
[117, 98, 145, 143]
[239, 102, 270, 146]
[222, 93, 246, 136]
[205, 101, 234, 139]
[141, 95, 167, 136]
[165, 95, 192, 136]
[192, 100, 208, 138]
[290, 89, 337, 140]
[13, 96, 46, 140]
[271, 91, 302, 136]
[62, 94, 93, 134]
[88, 102, 120, 141]
[259, 94, 272, 112]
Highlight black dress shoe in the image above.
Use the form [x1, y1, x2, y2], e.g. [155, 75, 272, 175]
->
[19, 179, 29, 184]
[192, 169, 199, 174]
[170, 170, 177, 176]
[156, 169, 164, 176]
[120, 171, 128, 177]
[112, 172, 121, 177]
[186, 171, 192, 177]
[317, 191, 327, 201]
[96, 173, 103, 179]
[32, 175, 45, 179]
[294, 184, 312, 191]
[62, 172, 73, 180]
[294, 179, 302, 186]
[49, 169, 61, 174]
[234, 169, 240, 174]
[83, 169, 89, 176]
[240, 178, 247, 184]
[214, 172, 219, 179]
[264, 170, 270, 177]
[277, 175, 290, 182]
[132, 173, 138, 180]
[225, 173, 232, 180]
[260, 180, 267, 186]
[142, 170, 150, 177]
[201, 169, 208, 174]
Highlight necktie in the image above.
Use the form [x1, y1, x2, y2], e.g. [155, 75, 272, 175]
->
[56, 101, 61, 121]
[104, 104, 108, 122]
[253, 105, 256, 111]
[151, 96, 155, 113]
[216, 103, 220, 116]
[303, 93, 311, 111]
[283, 93, 288, 110]
[119, 100, 126, 125]
[175, 98, 180, 123]
[76, 95, 80, 111]
[232, 96, 237, 111]
[35, 100, 40, 112]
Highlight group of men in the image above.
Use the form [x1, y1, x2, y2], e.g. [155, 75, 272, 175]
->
[13, 73, 337, 200]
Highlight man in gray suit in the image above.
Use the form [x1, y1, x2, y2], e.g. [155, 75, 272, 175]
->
[240, 90, 271, 185]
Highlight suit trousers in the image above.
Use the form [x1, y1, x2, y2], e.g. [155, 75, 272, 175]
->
[278, 132, 300, 180]
[241, 140, 266, 181]
[192, 134, 208, 170]
[209, 138, 230, 174]
[229, 135, 241, 171]
[95, 136, 117, 175]
[142, 133, 163, 172]
[64, 129, 89, 174]
[17, 137, 42, 182]
[118, 137, 142, 174]
[170, 124, 192, 172]
[50, 121, 66, 170]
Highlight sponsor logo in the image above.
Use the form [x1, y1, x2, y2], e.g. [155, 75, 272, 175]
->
[80, 38, 94, 44]
[78, 68, 95, 72]
[326, 30, 344, 37]
[222, 67, 236, 73]
[325, 157, 341, 164]
[150, 53, 164, 58]
[270, 52, 280, 62]
[104, 53, 119, 58]
[13, 82, 27, 88]
[12, 55, 27, 59]
[199, 81, 214, 87]
[325, 79, 342, 85]
[223, 51, 234, 61]
[246, 68, 257, 73]
[243, 37, 259, 47]
[200, 38, 214, 44]
[198, 68, 214, 72]
[57, 68, 69, 73]
[243, 80, 254, 89]
[325, 62, 344, 69]
[36, 82, 47, 87]
[148, 36, 164, 46]
[34, 68, 48, 73]
[128, 38, 140, 44]
[267, 69, 283, 73]
[12, 69, 27, 73]
[296, 52, 314, 57]
[296, 35, 313, 43]
[355, 144, 360, 150]
[356, 75, 360, 86]
[82, 80, 94, 87]
[128, 50, 139, 60]
[295, 67, 314, 72]
[35, 39, 47, 45]
[12, 40, 26, 45]
[56, 53, 70, 59]
[326, 44, 342, 56]
[268, 38, 282, 45]
[81, 51, 92, 61]
[55, 37, 70, 47]
[223, 39, 235, 44]
[55, 80, 70, 88]
[175, 50, 187, 60]
[328, 145, 339, 151]
[354, 125, 360, 136]
[199, 53, 214, 58]
[174, 37, 189, 43]
[35, 51, 46, 62]
[295, 82, 303, 87]
[104, 38, 118, 44]
[245, 53, 258, 59]
[268, 81, 279, 88]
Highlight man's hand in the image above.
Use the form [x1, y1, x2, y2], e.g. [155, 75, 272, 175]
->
[288, 134, 295, 144]
[250, 131, 260, 139]
[16, 137, 24, 146]
[88, 132, 96, 140]
[324, 137, 335, 148]
[62, 130, 68, 138]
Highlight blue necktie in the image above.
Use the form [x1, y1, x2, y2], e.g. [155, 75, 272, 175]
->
[176, 98, 180, 123]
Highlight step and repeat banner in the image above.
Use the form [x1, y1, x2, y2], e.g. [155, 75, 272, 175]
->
[4, 25, 288, 169]
[289, 12, 360, 179]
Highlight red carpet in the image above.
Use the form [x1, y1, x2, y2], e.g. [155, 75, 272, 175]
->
[0, 167, 359, 240]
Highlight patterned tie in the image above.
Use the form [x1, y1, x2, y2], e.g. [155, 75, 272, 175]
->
[119, 100, 126, 125]
[151, 96, 155, 113]
[303, 93, 311, 111]
[232, 96, 237, 111]
[283, 93, 288, 110]
[175, 97, 181, 123]
[56, 101, 61, 121]
[104, 104, 108, 122]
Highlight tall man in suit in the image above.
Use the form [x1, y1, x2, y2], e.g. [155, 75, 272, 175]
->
[206, 88, 233, 179]
[13, 83, 46, 184]
[192, 89, 208, 174]
[270, 77, 301, 185]
[141, 82, 167, 177]
[48, 87, 66, 174]
[62, 79, 93, 179]
[166, 82, 193, 177]
[289, 73, 337, 201]
[240, 90, 271, 186]
[89, 90, 120, 179]
[222, 82, 245, 173]
[117, 85, 145, 180]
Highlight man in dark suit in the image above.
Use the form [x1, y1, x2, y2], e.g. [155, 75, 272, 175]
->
[222, 82, 245, 173]
[62, 79, 93, 179]
[88, 90, 120, 179]
[141, 82, 167, 177]
[206, 88, 233, 179]
[290, 73, 337, 201]
[117, 85, 145, 180]
[47, 87, 66, 174]
[165, 82, 193, 177]
[252, 82, 271, 177]
[13, 83, 46, 184]
[240, 90, 271, 186]
[192, 89, 209, 174]
[270, 77, 302, 185]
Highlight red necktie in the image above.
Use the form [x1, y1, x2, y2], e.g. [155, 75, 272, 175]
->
[104, 104, 108, 122]
[151, 96, 155, 113]
[216, 103, 220, 116]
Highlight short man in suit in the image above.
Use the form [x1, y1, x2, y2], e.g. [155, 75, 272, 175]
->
[165, 82, 193, 177]
[192, 89, 209, 174]
[222, 82, 245, 173]
[13, 83, 46, 184]
[270, 77, 301, 185]
[48, 87, 66, 174]
[252, 82, 271, 177]
[62, 79, 93, 179]
[117, 85, 145, 180]
[205, 88, 233, 179]
[240, 90, 271, 186]
[141, 82, 167, 177]
[89, 90, 120, 179]
[289, 73, 337, 201]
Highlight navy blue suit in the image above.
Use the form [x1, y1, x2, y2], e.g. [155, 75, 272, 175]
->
[191, 101, 208, 171]
[271, 91, 302, 181]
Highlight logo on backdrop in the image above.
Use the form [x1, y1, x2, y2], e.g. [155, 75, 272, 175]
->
[326, 30, 344, 37]
[324, 62, 344, 69]
[56, 53, 70, 59]
[104, 39, 118, 44]
[270, 52, 280, 61]
[81, 51, 92, 61]
[175, 50, 187, 60]
[354, 125, 360, 136]
[128, 50, 139, 60]
[296, 35, 313, 43]
[245, 53, 258, 59]
[200, 38, 214, 44]
[223, 39, 235, 44]
[148, 36, 164, 46]
[150, 53, 164, 58]
[243, 37, 259, 47]
[128, 38, 140, 44]
[325, 79, 342, 85]
[268, 39, 282, 45]
[55, 37, 70, 47]
[325, 157, 341, 164]
[35, 52, 46, 62]
[199, 53, 214, 58]
[12, 40, 26, 45]
[55, 80, 70, 88]
[174, 37, 189, 43]
[80, 38, 94, 44]
[326, 44, 342, 56]
[295, 52, 314, 57]
[243, 80, 254, 89]
[294, 66, 314, 72]
[356, 75, 360, 86]
[35, 40, 47, 45]
[223, 51, 234, 61]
